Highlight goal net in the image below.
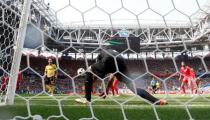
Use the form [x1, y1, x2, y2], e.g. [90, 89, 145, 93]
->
[0, 0, 210, 120]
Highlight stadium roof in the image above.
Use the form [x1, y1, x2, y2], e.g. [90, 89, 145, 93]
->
[36, 0, 210, 28]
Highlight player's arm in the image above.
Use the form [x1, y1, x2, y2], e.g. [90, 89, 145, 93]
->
[44, 66, 47, 77]
[178, 74, 182, 81]
[179, 69, 183, 81]
[53, 64, 57, 78]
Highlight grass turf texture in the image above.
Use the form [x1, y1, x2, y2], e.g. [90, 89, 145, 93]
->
[0, 94, 210, 120]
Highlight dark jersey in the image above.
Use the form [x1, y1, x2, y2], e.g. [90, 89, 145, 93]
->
[91, 49, 127, 81]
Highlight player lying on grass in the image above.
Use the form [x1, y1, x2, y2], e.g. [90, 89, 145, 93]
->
[75, 49, 167, 105]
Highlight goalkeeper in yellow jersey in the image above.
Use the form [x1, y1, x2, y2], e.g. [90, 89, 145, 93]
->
[44, 58, 57, 96]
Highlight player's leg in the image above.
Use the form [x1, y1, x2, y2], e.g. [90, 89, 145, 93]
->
[116, 74, 167, 105]
[137, 88, 158, 102]
[51, 85, 55, 95]
[113, 80, 119, 95]
[114, 86, 119, 95]
[48, 86, 52, 93]
[152, 86, 156, 94]
[45, 77, 51, 93]
[49, 77, 55, 96]
[0, 84, 6, 93]
[192, 79, 198, 94]
[75, 71, 92, 104]
[196, 78, 202, 89]
[84, 72, 94, 102]
[133, 84, 166, 104]
[49, 85, 54, 96]
[16, 81, 21, 91]
[75, 71, 96, 104]
[180, 79, 186, 94]
[191, 78, 197, 94]
[188, 78, 193, 94]
[111, 85, 115, 95]
[111, 79, 117, 96]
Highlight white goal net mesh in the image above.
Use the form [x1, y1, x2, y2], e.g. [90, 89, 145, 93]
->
[0, 0, 210, 120]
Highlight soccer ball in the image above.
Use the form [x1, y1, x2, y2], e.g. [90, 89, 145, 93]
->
[33, 115, 42, 120]
[77, 68, 85, 75]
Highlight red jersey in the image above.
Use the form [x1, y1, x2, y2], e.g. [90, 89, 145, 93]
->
[1, 76, 8, 91]
[183, 66, 191, 77]
[113, 77, 119, 87]
[1, 73, 22, 84]
[190, 69, 196, 79]
[2, 76, 9, 85]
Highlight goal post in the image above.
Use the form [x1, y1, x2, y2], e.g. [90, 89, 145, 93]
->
[5, 0, 32, 105]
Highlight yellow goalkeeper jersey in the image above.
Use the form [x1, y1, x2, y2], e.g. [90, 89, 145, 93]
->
[45, 64, 57, 77]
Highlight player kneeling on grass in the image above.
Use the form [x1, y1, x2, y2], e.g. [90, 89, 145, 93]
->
[75, 49, 167, 105]
[44, 58, 57, 96]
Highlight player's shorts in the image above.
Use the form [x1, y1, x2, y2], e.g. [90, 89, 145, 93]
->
[113, 80, 119, 87]
[152, 85, 156, 90]
[182, 78, 189, 83]
[45, 76, 55, 85]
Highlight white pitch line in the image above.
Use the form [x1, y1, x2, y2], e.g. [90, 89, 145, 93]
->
[43, 104, 210, 107]
[10, 104, 210, 108]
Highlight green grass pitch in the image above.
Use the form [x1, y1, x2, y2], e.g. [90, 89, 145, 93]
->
[0, 94, 210, 120]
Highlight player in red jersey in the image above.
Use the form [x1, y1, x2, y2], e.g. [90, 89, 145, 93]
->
[99, 74, 120, 97]
[190, 68, 198, 94]
[179, 62, 191, 94]
[110, 74, 119, 96]
[0, 74, 9, 92]
[0, 72, 23, 93]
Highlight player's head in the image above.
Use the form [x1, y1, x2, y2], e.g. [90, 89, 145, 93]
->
[3, 73, 7, 76]
[199, 67, 202, 71]
[48, 58, 52, 64]
[181, 61, 185, 67]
